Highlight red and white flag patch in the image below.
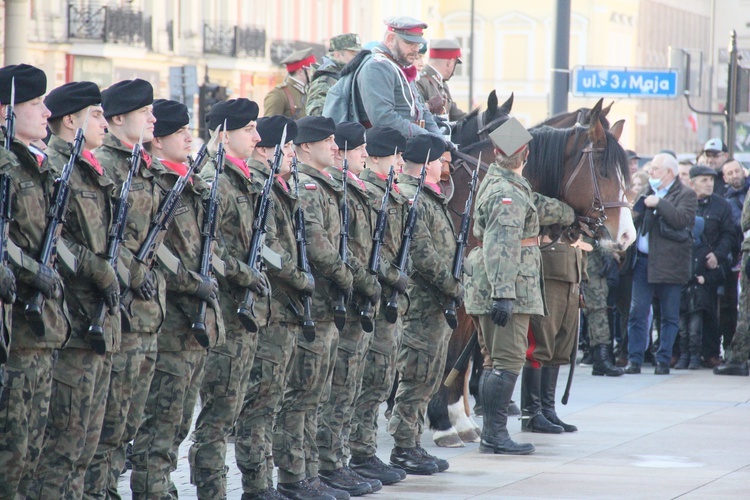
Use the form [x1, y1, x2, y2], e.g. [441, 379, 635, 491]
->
[502, 198, 512, 205]
[304, 183, 317, 190]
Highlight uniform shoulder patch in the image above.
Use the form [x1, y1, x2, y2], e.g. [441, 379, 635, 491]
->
[502, 198, 512, 205]
[304, 183, 317, 190]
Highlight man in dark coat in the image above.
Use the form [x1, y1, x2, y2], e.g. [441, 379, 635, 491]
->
[625, 153, 698, 375]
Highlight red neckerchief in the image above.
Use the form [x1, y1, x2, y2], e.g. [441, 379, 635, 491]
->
[401, 64, 417, 82]
[35, 154, 44, 167]
[375, 172, 400, 194]
[161, 160, 193, 184]
[425, 181, 442, 195]
[275, 175, 289, 192]
[82, 150, 103, 175]
[122, 141, 153, 168]
[226, 155, 251, 179]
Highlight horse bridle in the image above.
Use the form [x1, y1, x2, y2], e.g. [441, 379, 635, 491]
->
[453, 108, 510, 144]
[562, 146, 631, 238]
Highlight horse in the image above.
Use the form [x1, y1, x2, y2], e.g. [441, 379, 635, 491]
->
[537, 101, 613, 129]
[451, 90, 514, 149]
[426, 99, 636, 447]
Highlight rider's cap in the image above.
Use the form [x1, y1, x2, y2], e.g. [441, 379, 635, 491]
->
[489, 117, 532, 157]
[152, 99, 189, 138]
[257, 115, 298, 148]
[429, 39, 462, 63]
[281, 48, 317, 73]
[385, 16, 428, 44]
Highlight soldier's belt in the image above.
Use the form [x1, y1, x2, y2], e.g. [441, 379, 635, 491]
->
[476, 236, 539, 248]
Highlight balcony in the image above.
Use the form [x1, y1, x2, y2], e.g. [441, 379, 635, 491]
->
[67, 3, 152, 50]
[203, 23, 266, 58]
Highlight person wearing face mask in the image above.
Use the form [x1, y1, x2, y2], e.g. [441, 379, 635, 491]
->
[625, 153, 697, 375]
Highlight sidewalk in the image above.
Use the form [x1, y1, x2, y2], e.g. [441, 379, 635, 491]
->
[119, 364, 750, 499]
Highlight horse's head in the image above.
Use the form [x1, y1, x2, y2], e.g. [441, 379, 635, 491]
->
[452, 91, 513, 147]
[564, 102, 636, 250]
[537, 98, 613, 130]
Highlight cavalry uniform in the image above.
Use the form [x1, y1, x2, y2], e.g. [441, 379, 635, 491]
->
[416, 64, 466, 122]
[30, 118, 120, 499]
[0, 65, 71, 496]
[264, 47, 316, 119]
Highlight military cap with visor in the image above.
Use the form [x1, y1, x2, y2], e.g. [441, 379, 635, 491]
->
[365, 126, 406, 157]
[294, 116, 336, 145]
[403, 134, 445, 163]
[334, 121, 366, 150]
[329, 34, 363, 52]
[207, 98, 259, 132]
[45, 81, 101, 120]
[0, 64, 47, 105]
[152, 99, 189, 138]
[489, 117, 533, 157]
[429, 39, 462, 63]
[256, 115, 298, 148]
[281, 48, 317, 73]
[101, 78, 154, 118]
[385, 16, 428, 44]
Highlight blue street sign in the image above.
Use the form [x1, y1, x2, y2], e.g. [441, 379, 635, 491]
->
[571, 67, 680, 99]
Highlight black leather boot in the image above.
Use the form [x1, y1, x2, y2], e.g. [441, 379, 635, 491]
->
[479, 369, 535, 455]
[592, 344, 624, 376]
[540, 365, 578, 432]
[521, 366, 563, 434]
[713, 361, 750, 376]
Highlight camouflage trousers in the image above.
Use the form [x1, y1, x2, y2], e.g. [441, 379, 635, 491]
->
[477, 313, 531, 374]
[189, 329, 257, 500]
[273, 321, 337, 484]
[0, 347, 54, 500]
[388, 312, 451, 448]
[235, 323, 298, 495]
[130, 348, 206, 499]
[349, 310, 402, 458]
[317, 315, 369, 471]
[528, 279, 580, 367]
[85, 332, 158, 500]
[28, 348, 111, 499]
[584, 250, 611, 347]
[729, 252, 750, 363]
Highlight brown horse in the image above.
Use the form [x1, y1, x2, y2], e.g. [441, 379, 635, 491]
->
[427, 99, 635, 447]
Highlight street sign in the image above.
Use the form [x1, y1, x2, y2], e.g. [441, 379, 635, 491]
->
[571, 67, 680, 99]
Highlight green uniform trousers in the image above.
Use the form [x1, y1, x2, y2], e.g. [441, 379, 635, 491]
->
[0, 348, 54, 499]
[528, 279, 579, 367]
[479, 313, 531, 374]
[29, 349, 111, 499]
[273, 321, 337, 484]
[235, 322, 297, 495]
[387, 312, 451, 448]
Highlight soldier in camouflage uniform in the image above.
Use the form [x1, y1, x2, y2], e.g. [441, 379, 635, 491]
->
[349, 127, 409, 486]
[585, 246, 625, 376]
[415, 39, 467, 122]
[388, 133, 461, 475]
[315, 121, 382, 496]
[128, 99, 225, 499]
[715, 189, 750, 376]
[306, 34, 363, 117]
[29, 82, 120, 499]
[274, 116, 353, 500]
[86, 79, 168, 499]
[265, 48, 316, 119]
[0, 64, 70, 499]
[188, 98, 270, 499]
[234, 115, 315, 500]
[465, 118, 573, 456]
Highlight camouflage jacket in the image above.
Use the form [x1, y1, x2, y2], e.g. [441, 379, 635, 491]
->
[247, 158, 310, 325]
[359, 168, 411, 299]
[325, 167, 380, 310]
[264, 76, 307, 119]
[200, 156, 270, 337]
[155, 162, 224, 351]
[306, 57, 344, 117]
[465, 164, 574, 316]
[6, 140, 70, 348]
[97, 133, 167, 334]
[397, 173, 460, 316]
[47, 135, 120, 352]
[0, 149, 14, 336]
[415, 65, 467, 122]
[296, 162, 353, 322]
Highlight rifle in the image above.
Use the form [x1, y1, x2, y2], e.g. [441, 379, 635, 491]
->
[444, 152, 480, 329]
[88, 130, 145, 354]
[236, 125, 287, 332]
[292, 156, 316, 341]
[25, 122, 88, 336]
[3, 78, 15, 150]
[0, 174, 13, 363]
[385, 150, 429, 324]
[191, 131, 226, 342]
[360, 157, 396, 332]
[332, 143, 349, 331]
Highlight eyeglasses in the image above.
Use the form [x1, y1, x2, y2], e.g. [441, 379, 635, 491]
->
[704, 151, 722, 158]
